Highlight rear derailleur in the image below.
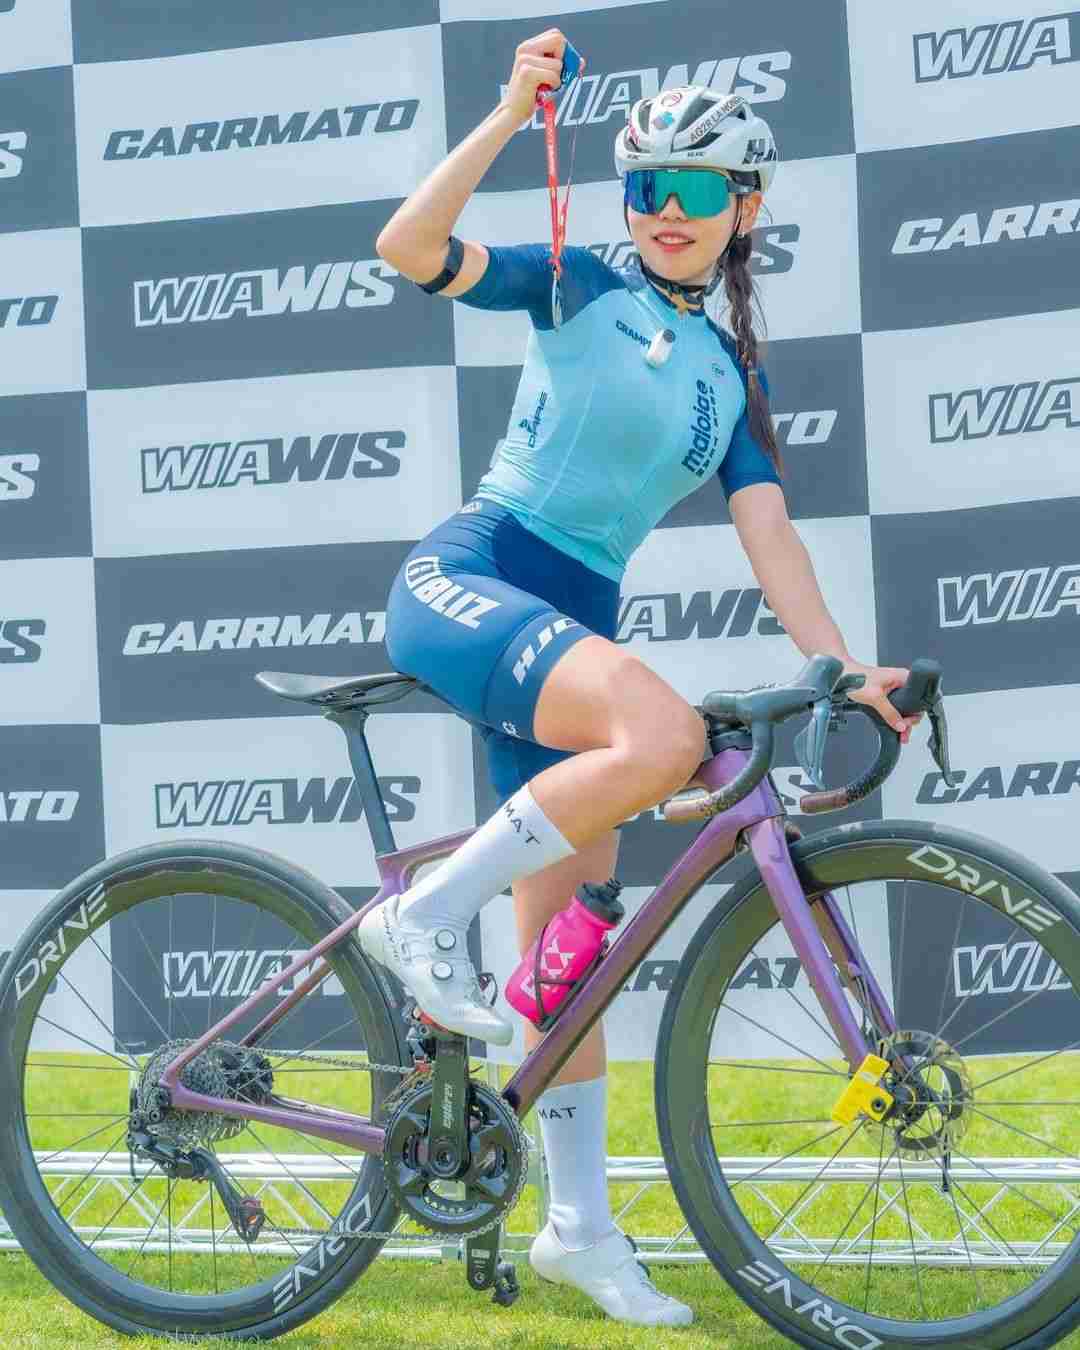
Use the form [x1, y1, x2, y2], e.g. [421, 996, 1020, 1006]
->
[127, 1100, 266, 1244]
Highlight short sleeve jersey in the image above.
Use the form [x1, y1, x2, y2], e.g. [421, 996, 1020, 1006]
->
[454, 243, 781, 582]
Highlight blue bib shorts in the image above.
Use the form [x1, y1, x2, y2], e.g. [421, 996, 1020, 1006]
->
[385, 498, 618, 803]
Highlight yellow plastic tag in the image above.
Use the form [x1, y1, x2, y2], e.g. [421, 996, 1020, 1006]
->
[830, 1053, 894, 1126]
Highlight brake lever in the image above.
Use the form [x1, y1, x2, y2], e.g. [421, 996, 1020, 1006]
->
[793, 674, 866, 790]
[926, 694, 958, 788]
[794, 699, 830, 790]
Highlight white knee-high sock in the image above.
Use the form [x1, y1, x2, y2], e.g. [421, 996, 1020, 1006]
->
[397, 784, 575, 928]
[536, 1075, 614, 1250]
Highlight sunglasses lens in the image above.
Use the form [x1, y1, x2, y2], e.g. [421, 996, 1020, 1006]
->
[625, 169, 732, 218]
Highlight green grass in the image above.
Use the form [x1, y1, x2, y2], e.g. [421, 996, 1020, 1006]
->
[4, 1058, 1079, 1347]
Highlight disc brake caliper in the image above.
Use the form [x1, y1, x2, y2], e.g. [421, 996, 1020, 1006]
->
[830, 1053, 894, 1126]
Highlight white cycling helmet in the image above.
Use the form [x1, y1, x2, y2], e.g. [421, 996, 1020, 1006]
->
[614, 86, 778, 194]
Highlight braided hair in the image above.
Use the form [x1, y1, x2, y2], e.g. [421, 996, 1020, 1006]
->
[712, 223, 783, 479]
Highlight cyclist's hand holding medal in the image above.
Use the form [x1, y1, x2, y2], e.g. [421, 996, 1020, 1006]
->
[500, 29, 568, 123]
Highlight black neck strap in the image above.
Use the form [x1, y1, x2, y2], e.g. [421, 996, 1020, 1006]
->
[638, 255, 707, 311]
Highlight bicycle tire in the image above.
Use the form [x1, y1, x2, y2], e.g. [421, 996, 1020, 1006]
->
[0, 839, 409, 1341]
[656, 819, 1080, 1350]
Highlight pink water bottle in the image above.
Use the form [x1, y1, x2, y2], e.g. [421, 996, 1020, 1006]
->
[505, 879, 624, 1028]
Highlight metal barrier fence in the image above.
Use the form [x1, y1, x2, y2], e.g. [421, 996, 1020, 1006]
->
[4, 1145, 1075, 1270]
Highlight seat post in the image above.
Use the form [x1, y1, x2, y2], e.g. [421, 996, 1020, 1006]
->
[325, 708, 397, 857]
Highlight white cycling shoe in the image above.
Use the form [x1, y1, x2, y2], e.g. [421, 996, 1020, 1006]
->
[356, 894, 514, 1046]
[530, 1221, 694, 1327]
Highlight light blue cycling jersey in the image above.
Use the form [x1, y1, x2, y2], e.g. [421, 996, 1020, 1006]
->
[454, 243, 781, 582]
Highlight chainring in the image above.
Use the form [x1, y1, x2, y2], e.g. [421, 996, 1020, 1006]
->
[382, 1078, 528, 1236]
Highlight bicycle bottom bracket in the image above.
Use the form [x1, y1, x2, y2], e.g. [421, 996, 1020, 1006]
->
[874, 1029, 972, 1156]
[382, 1079, 526, 1235]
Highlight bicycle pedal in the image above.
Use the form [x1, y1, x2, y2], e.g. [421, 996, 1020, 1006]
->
[492, 1261, 520, 1307]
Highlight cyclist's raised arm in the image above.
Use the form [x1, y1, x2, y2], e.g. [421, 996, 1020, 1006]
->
[375, 28, 567, 300]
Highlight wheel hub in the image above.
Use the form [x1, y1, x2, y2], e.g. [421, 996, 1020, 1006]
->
[382, 1079, 526, 1236]
[876, 1029, 972, 1156]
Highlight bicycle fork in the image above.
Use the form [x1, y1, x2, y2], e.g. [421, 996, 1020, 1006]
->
[749, 816, 900, 1125]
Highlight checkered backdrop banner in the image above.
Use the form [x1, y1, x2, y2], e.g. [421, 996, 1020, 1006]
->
[2, 0, 1079, 1063]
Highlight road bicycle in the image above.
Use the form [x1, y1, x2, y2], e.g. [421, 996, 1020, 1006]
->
[1, 653, 1079, 1347]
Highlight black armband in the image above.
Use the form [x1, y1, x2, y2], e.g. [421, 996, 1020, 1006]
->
[416, 236, 465, 294]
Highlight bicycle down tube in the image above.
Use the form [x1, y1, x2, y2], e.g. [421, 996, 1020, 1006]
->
[160, 745, 890, 1147]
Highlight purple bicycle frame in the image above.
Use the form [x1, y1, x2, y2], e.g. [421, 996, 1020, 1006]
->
[160, 747, 897, 1154]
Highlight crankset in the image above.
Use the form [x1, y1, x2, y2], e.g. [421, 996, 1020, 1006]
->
[382, 1029, 528, 1239]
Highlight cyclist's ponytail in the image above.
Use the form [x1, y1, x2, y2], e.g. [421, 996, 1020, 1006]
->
[716, 230, 783, 479]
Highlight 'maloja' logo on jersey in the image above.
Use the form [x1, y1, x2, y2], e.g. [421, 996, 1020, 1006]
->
[913, 14, 1077, 82]
[133, 260, 397, 327]
[141, 431, 402, 493]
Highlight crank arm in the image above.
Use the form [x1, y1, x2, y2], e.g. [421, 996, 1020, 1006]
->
[428, 1033, 470, 1179]
[464, 1221, 501, 1291]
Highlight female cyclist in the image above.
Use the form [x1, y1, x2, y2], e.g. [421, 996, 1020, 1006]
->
[360, 28, 919, 1327]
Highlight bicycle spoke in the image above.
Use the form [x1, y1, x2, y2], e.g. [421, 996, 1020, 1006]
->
[123, 1175, 172, 1278]
[243, 1125, 338, 1227]
[933, 889, 968, 1044]
[35, 1114, 129, 1166]
[950, 1175, 1043, 1279]
[943, 1164, 986, 1314]
[127, 903, 195, 1043]
[805, 1129, 900, 1286]
[763, 1120, 864, 1243]
[972, 1039, 1080, 1095]
[778, 980, 842, 1052]
[33, 1017, 137, 1071]
[48, 1125, 130, 1217]
[949, 984, 1065, 1054]
[966, 1105, 1080, 1168]
[862, 1125, 888, 1313]
[206, 893, 218, 1039]
[896, 1150, 928, 1321]
[728, 1124, 847, 1188]
[86, 1167, 154, 1253]
[721, 1003, 847, 1077]
[86, 932, 175, 1052]
[209, 1183, 220, 1295]
[55, 971, 125, 1057]
[710, 1061, 841, 1077]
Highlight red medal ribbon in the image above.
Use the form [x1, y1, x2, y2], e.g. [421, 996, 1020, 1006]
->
[536, 55, 584, 296]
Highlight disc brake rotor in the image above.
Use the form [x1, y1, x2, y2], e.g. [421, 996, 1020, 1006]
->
[874, 1028, 972, 1156]
[383, 1079, 527, 1236]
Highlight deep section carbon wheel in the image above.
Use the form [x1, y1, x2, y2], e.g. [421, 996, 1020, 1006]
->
[0, 841, 409, 1341]
[656, 820, 1080, 1349]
